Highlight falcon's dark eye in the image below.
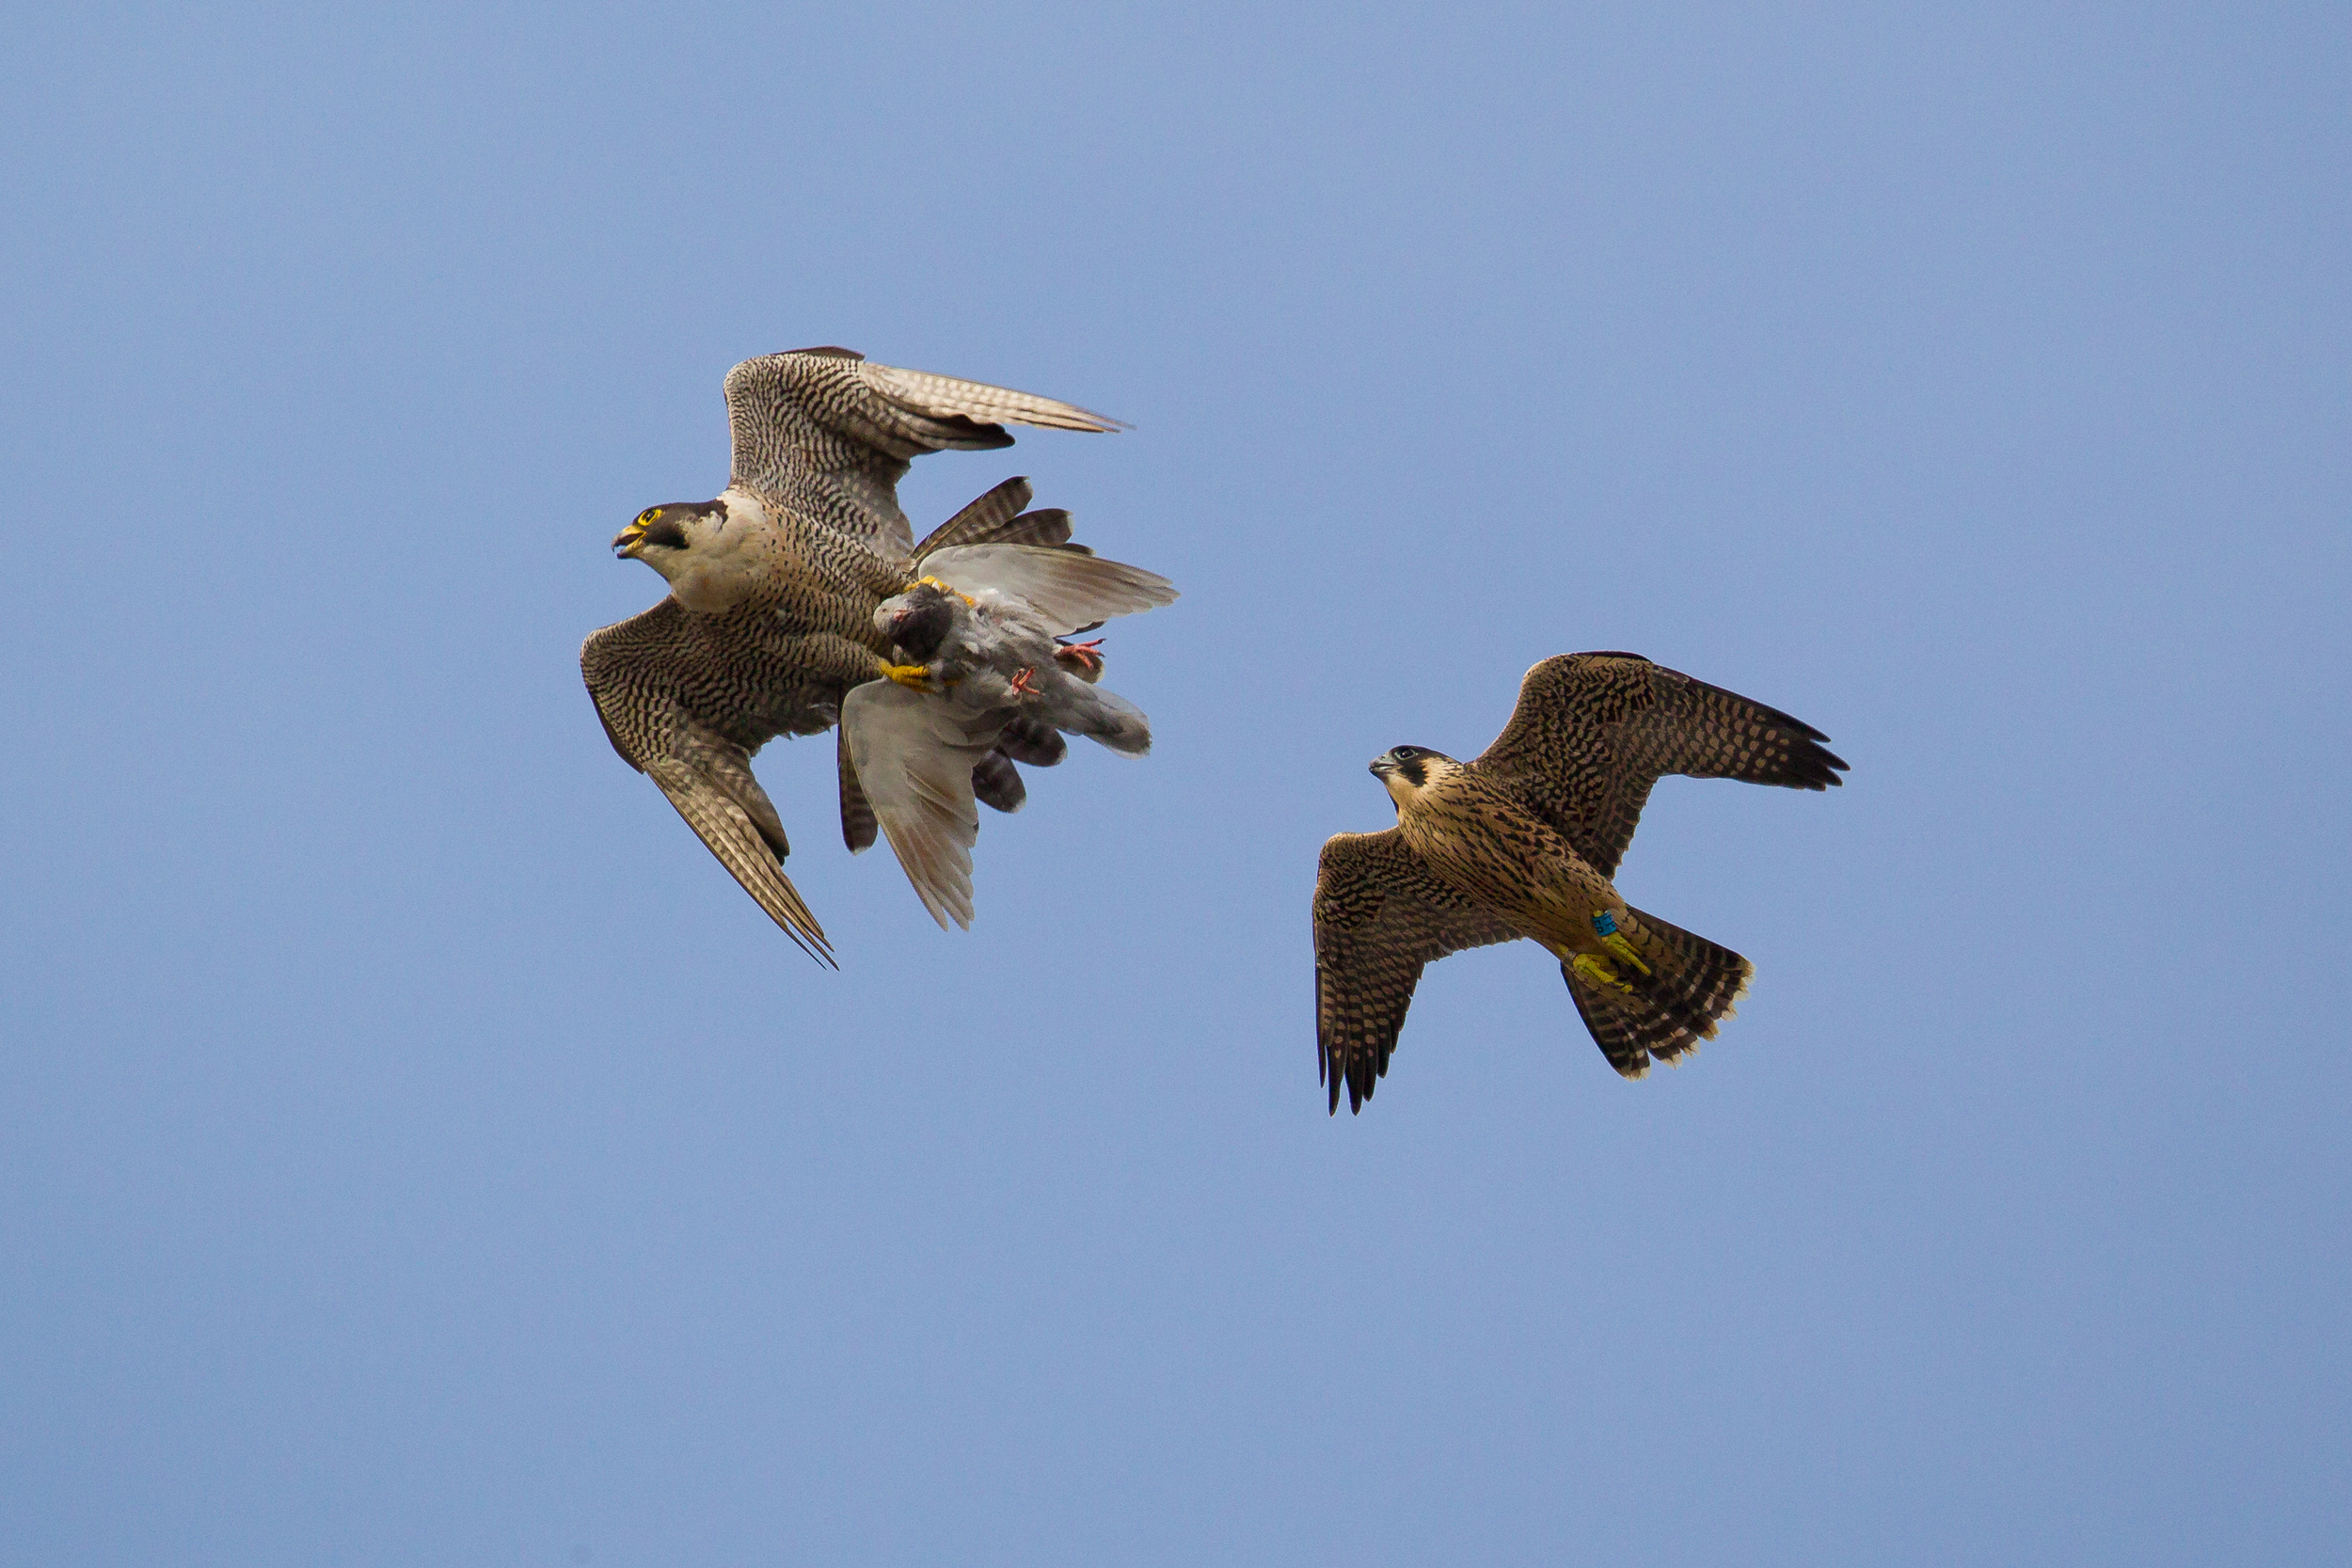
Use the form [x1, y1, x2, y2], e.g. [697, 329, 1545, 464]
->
[1392, 746, 1421, 760]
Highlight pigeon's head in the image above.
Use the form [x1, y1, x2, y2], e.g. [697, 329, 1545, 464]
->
[612, 496, 766, 612]
[1369, 745, 1457, 808]
[874, 579, 961, 661]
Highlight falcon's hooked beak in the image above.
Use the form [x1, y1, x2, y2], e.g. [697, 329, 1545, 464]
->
[612, 507, 688, 560]
[1370, 746, 1441, 806]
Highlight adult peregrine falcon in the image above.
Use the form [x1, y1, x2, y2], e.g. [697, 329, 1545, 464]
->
[1312, 653, 1848, 1113]
[580, 348, 1120, 964]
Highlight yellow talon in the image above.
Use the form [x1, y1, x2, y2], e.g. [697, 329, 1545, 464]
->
[1572, 954, 1635, 993]
[915, 575, 977, 606]
[882, 662, 932, 690]
[1599, 930, 1652, 975]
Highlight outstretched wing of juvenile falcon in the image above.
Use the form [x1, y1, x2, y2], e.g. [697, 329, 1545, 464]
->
[1312, 830, 1522, 1114]
[723, 347, 1125, 553]
[1471, 653, 1849, 879]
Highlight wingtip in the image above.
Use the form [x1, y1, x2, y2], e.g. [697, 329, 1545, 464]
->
[786, 918, 839, 968]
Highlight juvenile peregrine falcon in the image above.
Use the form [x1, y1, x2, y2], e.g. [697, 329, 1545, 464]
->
[1312, 653, 1848, 1113]
[580, 348, 1120, 964]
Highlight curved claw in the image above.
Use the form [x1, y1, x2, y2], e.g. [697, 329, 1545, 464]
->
[1053, 637, 1105, 679]
[1571, 953, 1636, 993]
[1599, 931, 1651, 975]
[914, 576, 977, 606]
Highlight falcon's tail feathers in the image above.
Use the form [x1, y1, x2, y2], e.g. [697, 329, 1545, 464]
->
[912, 477, 1034, 560]
[995, 715, 1069, 768]
[1561, 908, 1752, 1079]
[972, 749, 1027, 813]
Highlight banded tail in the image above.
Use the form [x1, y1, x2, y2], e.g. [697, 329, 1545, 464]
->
[1559, 906, 1753, 1079]
[911, 476, 1079, 560]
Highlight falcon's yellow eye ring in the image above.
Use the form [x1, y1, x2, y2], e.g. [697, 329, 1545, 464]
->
[639, 508, 663, 525]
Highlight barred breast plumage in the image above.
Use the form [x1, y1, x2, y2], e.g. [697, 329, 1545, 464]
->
[581, 348, 1122, 962]
[1313, 653, 1849, 1113]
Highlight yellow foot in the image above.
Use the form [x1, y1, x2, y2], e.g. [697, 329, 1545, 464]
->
[1590, 911, 1652, 975]
[1599, 932, 1652, 975]
[882, 662, 933, 690]
[1571, 954, 1636, 993]
[914, 576, 977, 606]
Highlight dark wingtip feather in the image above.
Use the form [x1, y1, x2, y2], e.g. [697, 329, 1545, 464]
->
[933, 415, 1018, 450]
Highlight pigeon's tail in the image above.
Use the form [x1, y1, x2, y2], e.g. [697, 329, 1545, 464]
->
[1070, 685, 1152, 755]
[1557, 907, 1752, 1079]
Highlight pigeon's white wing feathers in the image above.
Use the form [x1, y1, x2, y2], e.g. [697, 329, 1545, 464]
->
[841, 682, 1007, 929]
[920, 545, 1177, 637]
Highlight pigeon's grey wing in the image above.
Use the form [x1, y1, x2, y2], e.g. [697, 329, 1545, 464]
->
[1471, 653, 1849, 879]
[920, 544, 1177, 635]
[1313, 831, 1520, 1115]
[724, 348, 1120, 553]
[581, 610, 835, 965]
[841, 681, 1007, 930]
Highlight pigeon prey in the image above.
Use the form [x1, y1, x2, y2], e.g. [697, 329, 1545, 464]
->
[844, 551, 1176, 929]
[580, 347, 1121, 964]
[877, 578, 1157, 753]
[1312, 653, 1848, 1113]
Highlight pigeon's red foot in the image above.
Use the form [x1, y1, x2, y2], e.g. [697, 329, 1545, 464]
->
[1054, 638, 1105, 679]
[1009, 666, 1040, 698]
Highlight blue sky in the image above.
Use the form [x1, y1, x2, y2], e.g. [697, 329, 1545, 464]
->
[3, 3, 2346, 1563]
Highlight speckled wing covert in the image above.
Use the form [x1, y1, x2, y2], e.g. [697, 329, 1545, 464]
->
[1313, 831, 1521, 1114]
[582, 600, 836, 966]
[1473, 653, 1849, 879]
[723, 348, 1123, 554]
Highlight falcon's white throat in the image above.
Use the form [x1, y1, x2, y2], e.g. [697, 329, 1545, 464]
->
[642, 490, 780, 613]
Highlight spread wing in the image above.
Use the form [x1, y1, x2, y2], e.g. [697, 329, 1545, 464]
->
[920, 544, 1178, 635]
[840, 681, 1009, 930]
[723, 348, 1121, 553]
[581, 608, 835, 966]
[1471, 653, 1849, 879]
[1313, 831, 1521, 1115]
